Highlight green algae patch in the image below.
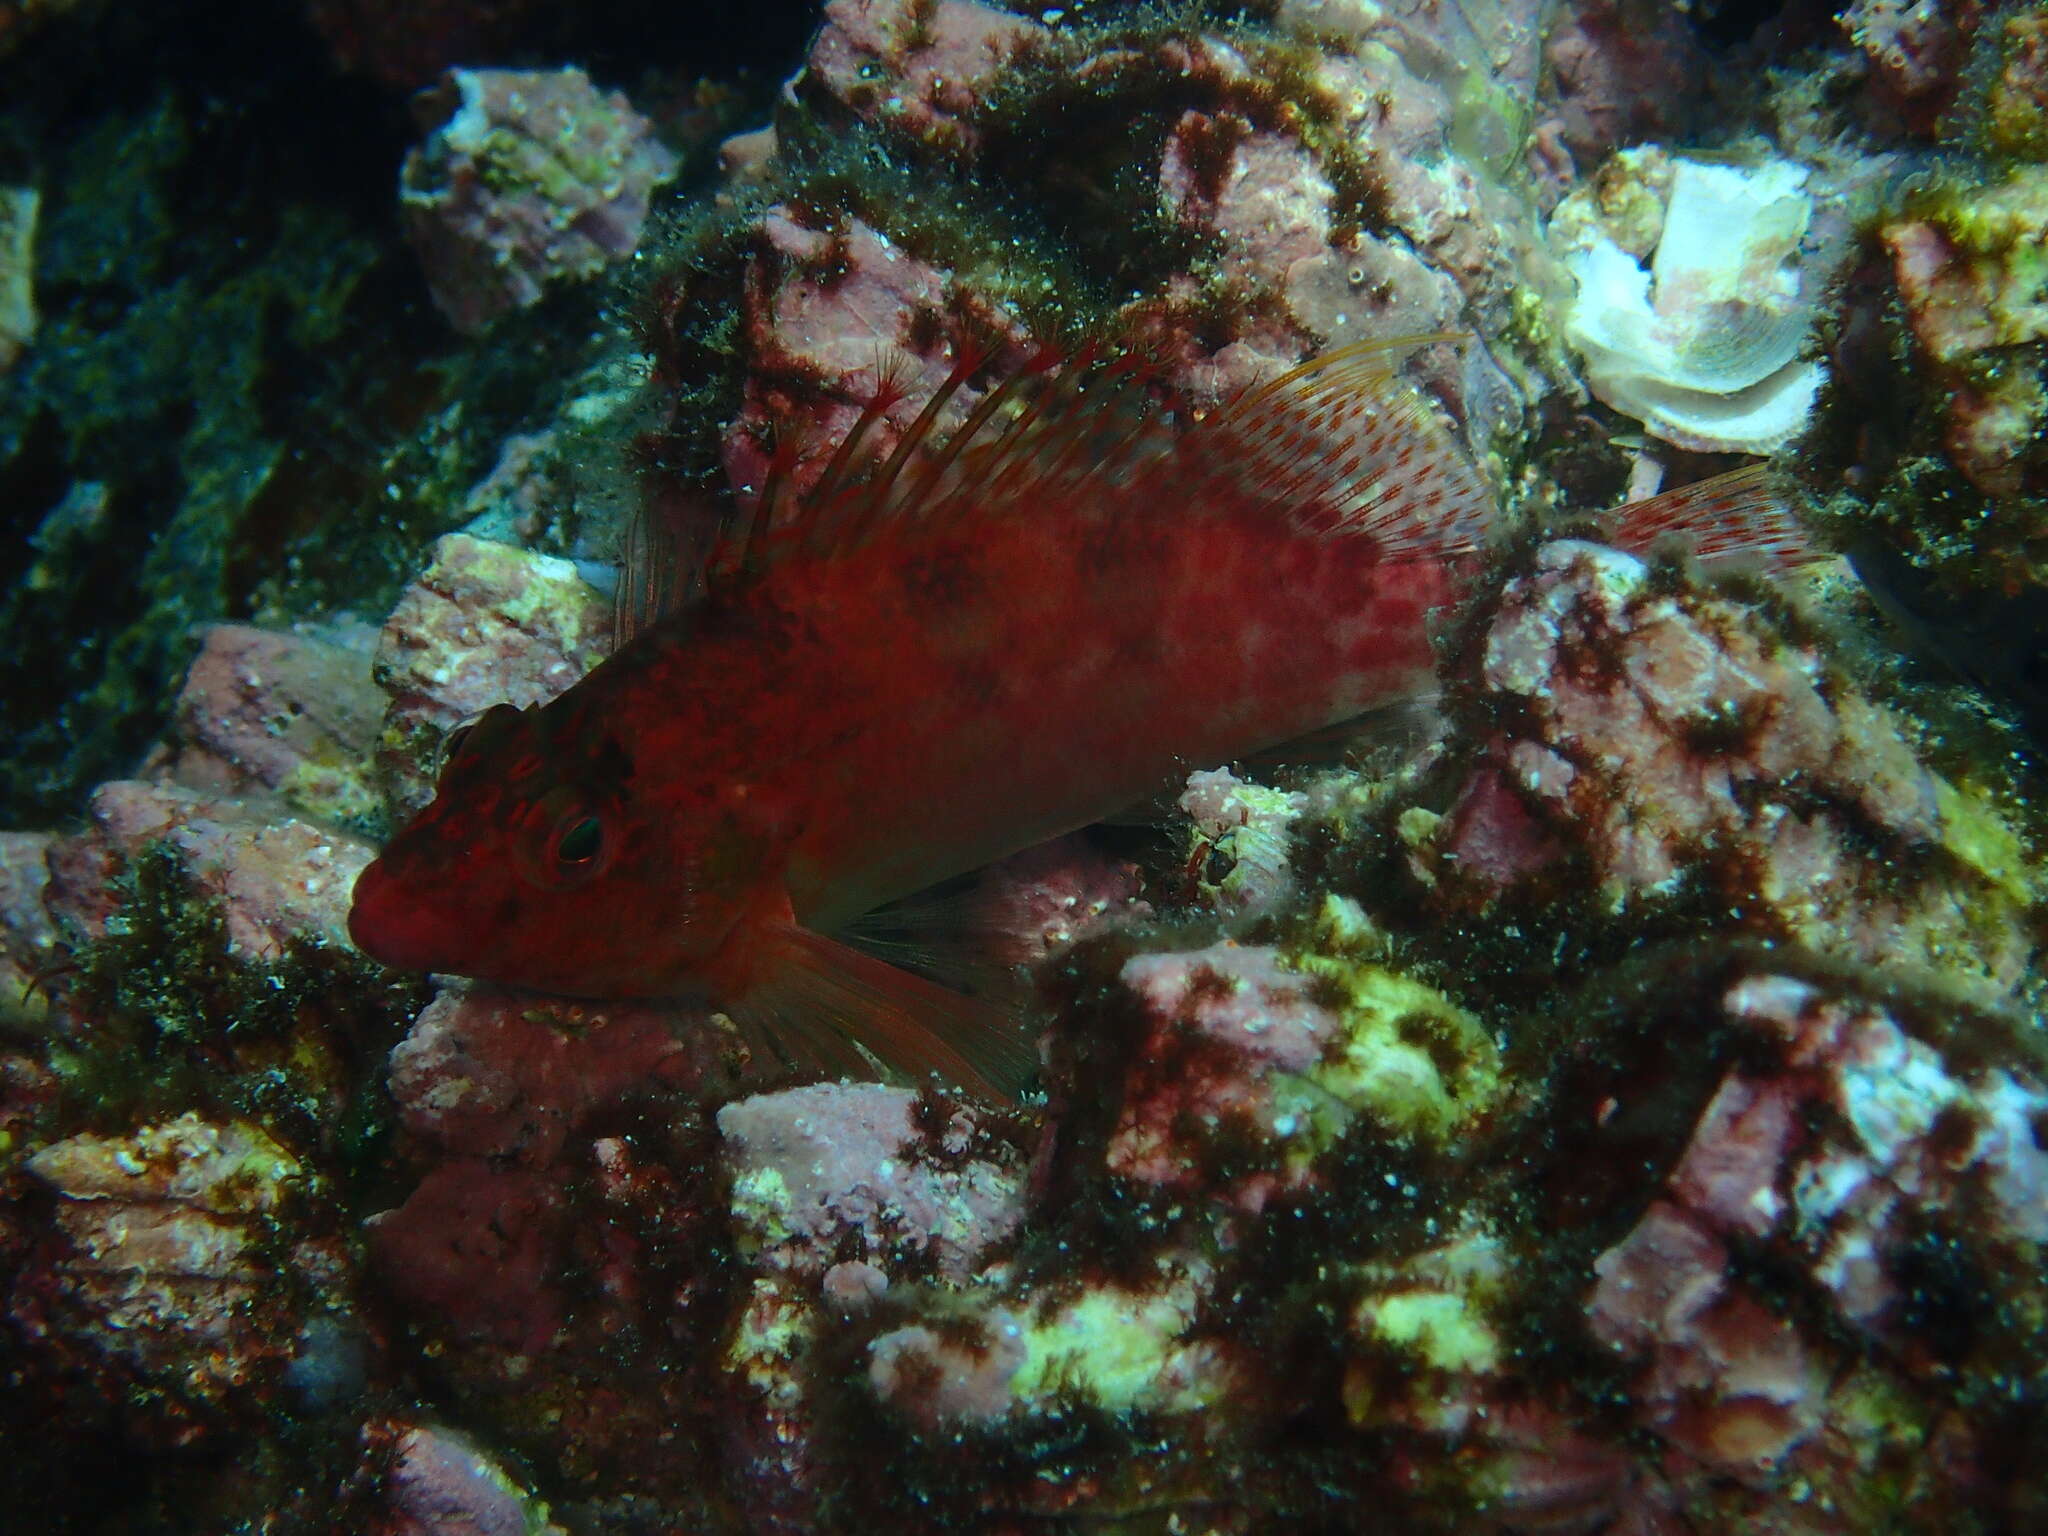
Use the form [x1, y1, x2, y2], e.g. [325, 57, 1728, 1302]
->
[1290, 896, 1506, 1147]
[1009, 1268, 1228, 1415]
[1934, 774, 2036, 901]
[1359, 1287, 1499, 1373]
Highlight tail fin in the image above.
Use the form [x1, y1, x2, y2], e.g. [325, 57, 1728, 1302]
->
[1604, 464, 1826, 575]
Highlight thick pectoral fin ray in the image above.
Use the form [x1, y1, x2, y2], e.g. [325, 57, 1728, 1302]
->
[731, 923, 1038, 1103]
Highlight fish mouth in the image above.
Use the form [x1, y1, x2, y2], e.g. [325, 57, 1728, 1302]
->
[347, 860, 466, 975]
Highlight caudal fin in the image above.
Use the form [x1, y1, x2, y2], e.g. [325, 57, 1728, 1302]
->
[1604, 463, 1826, 574]
[730, 923, 1039, 1103]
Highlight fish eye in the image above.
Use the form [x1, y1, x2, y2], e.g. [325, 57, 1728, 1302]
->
[550, 811, 605, 872]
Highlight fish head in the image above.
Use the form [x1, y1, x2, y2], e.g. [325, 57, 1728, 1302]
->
[348, 701, 787, 997]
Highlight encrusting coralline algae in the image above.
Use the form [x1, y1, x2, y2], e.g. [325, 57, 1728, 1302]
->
[0, 1, 2046, 1532]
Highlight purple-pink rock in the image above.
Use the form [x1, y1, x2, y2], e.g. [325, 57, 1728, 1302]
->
[1539, 0, 1709, 165]
[379, 1421, 557, 1536]
[401, 67, 679, 334]
[807, 0, 1046, 154]
[717, 1081, 1025, 1283]
[43, 779, 372, 961]
[1108, 941, 1336, 1206]
[1581, 968, 2048, 1499]
[366, 1159, 567, 1353]
[1839, 0, 1984, 133]
[1418, 540, 2031, 998]
[970, 835, 1148, 967]
[370, 534, 610, 815]
[164, 622, 385, 826]
[387, 985, 718, 1165]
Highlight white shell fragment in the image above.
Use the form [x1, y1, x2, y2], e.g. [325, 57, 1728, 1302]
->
[1561, 157, 1825, 453]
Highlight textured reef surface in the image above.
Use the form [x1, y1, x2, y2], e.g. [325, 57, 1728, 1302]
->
[3, 1, 2048, 1533]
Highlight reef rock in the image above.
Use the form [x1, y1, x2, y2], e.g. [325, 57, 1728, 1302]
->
[43, 779, 372, 960]
[11, 1115, 309, 1445]
[1419, 540, 2034, 999]
[165, 622, 385, 829]
[401, 66, 679, 333]
[370, 533, 610, 815]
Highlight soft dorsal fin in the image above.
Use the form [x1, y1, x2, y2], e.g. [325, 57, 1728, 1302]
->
[1603, 463, 1826, 574]
[617, 334, 1496, 643]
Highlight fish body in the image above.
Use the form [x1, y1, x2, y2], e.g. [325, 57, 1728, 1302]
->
[348, 339, 1809, 1098]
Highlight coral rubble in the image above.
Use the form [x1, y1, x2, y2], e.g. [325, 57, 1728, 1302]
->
[1559, 154, 1826, 453]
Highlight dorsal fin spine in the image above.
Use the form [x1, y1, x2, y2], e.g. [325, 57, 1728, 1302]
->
[969, 357, 1090, 508]
[905, 354, 1047, 524]
[736, 427, 803, 577]
[801, 365, 911, 545]
[1001, 351, 1134, 499]
[622, 330, 1497, 639]
[1604, 462, 1824, 572]
[841, 346, 987, 547]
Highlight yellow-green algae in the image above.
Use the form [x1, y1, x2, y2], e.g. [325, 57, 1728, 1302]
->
[1342, 1222, 1511, 1428]
[1007, 1261, 1228, 1415]
[1288, 894, 1506, 1147]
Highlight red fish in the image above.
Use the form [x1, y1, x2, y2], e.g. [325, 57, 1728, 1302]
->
[347, 337, 1811, 1100]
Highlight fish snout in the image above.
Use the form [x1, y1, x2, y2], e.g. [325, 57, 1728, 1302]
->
[347, 859, 465, 974]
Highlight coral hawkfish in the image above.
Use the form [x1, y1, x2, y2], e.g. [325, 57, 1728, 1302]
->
[347, 336, 1812, 1100]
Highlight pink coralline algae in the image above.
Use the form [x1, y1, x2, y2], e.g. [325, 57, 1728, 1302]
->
[43, 778, 371, 960]
[164, 621, 385, 828]
[387, 985, 715, 1165]
[401, 66, 679, 334]
[711, 206, 1035, 507]
[367, 1159, 570, 1354]
[1158, 100, 1463, 355]
[377, 1421, 561, 1536]
[669, 0, 1558, 496]
[807, 0, 1046, 155]
[1589, 970, 2048, 1498]
[715, 1083, 1031, 1528]
[1881, 185, 2048, 499]
[369, 985, 729, 1349]
[1839, 0, 1985, 134]
[719, 1081, 1026, 1283]
[1416, 540, 2034, 998]
[1538, 0, 1709, 166]
[1106, 941, 1339, 1207]
[969, 835, 1149, 967]
[12, 0, 2048, 1529]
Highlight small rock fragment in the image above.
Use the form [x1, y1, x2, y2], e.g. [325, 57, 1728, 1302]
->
[401, 67, 679, 333]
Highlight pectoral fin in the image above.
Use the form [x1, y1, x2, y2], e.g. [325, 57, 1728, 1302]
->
[732, 922, 1039, 1103]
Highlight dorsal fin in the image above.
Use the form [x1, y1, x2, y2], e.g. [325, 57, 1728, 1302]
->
[617, 333, 1495, 643]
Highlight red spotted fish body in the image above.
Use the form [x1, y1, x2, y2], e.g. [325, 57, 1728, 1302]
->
[347, 338, 1809, 1099]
